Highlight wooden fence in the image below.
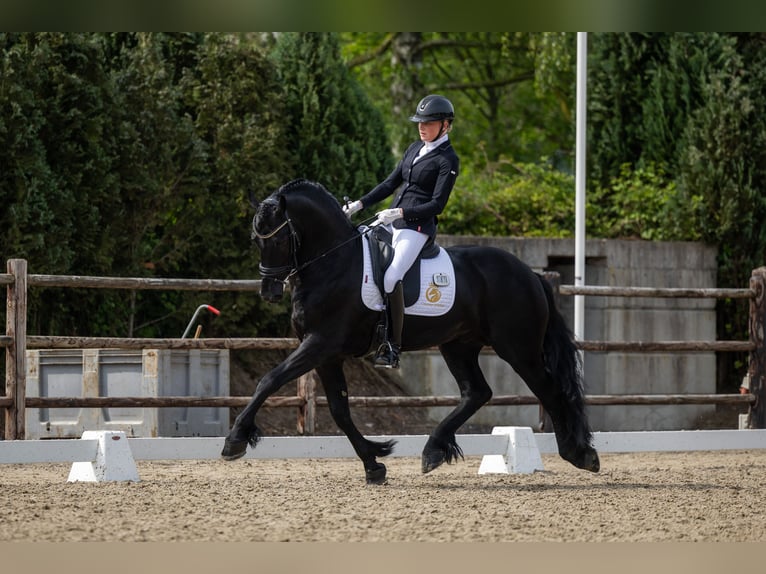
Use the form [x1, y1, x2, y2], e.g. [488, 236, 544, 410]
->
[3, 258, 764, 440]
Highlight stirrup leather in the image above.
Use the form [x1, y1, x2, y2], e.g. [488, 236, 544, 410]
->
[375, 280, 403, 369]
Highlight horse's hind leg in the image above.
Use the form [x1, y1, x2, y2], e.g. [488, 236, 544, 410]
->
[315, 360, 395, 485]
[422, 341, 492, 474]
[497, 349, 598, 473]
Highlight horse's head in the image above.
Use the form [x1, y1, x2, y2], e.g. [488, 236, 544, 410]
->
[250, 179, 358, 302]
[251, 194, 296, 302]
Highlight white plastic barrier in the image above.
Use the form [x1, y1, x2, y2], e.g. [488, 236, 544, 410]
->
[1, 427, 766, 482]
[68, 430, 140, 482]
[127, 433, 509, 460]
[478, 427, 545, 474]
[535, 428, 766, 454]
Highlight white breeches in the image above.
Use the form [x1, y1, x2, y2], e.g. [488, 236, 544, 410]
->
[383, 227, 429, 293]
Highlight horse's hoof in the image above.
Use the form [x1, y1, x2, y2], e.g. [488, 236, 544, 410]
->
[221, 437, 248, 461]
[421, 448, 445, 474]
[580, 449, 600, 473]
[365, 463, 387, 485]
[562, 447, 600, 473]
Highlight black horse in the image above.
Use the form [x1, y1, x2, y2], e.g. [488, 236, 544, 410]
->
[222, 179, 600, 483]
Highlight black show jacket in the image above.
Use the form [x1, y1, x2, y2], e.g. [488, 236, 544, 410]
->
[360, 139, 459, 238]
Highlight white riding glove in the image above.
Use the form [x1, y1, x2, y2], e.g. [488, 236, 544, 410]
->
[342, 200, 363, 218]
[376, 208, 404, 225]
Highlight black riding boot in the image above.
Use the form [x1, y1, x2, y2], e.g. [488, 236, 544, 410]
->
[375, 281, 404, 368]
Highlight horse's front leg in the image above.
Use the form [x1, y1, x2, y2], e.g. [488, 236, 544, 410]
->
[315, 360, 396, 484]
[221, 339, 321, 461]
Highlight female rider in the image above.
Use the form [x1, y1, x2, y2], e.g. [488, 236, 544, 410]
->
[343, 95, 460, 368]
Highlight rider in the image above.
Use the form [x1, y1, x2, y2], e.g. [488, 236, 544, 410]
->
[343, 94, 460, 368]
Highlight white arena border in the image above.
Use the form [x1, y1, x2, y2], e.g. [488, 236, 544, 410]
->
[1, 427, 766, 482]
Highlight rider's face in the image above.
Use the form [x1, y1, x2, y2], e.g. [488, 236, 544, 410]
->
[418, 120, 444, 142]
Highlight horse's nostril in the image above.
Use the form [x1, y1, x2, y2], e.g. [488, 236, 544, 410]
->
[261, 286, 284, 302]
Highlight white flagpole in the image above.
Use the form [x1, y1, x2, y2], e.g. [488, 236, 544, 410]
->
[574, 32, 587, 347]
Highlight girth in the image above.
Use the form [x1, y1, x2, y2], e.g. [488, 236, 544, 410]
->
[366, 225, 440, 307]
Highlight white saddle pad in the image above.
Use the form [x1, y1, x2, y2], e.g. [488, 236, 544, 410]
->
[360, 237, 456, 317]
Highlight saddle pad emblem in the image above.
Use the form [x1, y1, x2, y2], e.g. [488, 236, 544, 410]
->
[425, 284, 442, 303]
[361, 240, 456, 317]
[432, 273, 450, 287]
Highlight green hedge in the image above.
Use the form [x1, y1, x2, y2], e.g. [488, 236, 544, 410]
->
[441, 161, 696, 242]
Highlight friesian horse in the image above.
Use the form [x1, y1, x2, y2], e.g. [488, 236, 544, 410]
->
[222, 179, 600, 483]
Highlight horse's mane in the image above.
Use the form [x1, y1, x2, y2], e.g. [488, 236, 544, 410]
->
[275, 179, 352, 227]
[277, 178, 320, 195]
[277, 178, 332, 202]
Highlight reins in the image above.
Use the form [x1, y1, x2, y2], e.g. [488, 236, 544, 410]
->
[254, 210, 380, 285]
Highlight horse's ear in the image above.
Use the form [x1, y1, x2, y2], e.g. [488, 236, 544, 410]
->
[247, 189, 259, 210]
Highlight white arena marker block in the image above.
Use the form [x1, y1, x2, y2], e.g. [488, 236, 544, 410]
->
[478, 426, 544, 475]
[68, 431, 140, 483]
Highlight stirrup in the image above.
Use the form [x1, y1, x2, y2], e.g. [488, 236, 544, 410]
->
[373, 341, 400, 369]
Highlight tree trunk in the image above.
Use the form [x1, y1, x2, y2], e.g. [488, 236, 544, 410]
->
[390, 32, 423, 156]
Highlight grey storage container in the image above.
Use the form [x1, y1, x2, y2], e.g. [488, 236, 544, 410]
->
[25, 349, 229, 439]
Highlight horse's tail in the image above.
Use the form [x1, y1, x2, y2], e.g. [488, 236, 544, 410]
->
[537, 274, 592, 445]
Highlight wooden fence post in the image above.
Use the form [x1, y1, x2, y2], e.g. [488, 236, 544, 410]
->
[748, 267, 766, 429]
[5, 259, 28, 440]
[296, 371, 316, 435]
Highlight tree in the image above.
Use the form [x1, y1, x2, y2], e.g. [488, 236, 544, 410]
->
[588, 33, 731, 186]
[0, 33, 116, 276]
[271, 32, 392, 201]
[172, 32, 294, 337]
[587, 32, 766, 392]
[343, 32, 574, 168]
[677, 33, 766, 392]
[0, 32, 128, 336]
[0, 33, 296, 339]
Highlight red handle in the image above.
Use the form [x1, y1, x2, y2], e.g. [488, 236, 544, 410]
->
[205, 305, 221, 316]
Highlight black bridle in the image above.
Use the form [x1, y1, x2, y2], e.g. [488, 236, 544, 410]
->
[252, 208, 373, 285]
[251, 213, 301, 282]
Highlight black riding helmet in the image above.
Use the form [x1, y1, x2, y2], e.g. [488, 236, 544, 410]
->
[409, 95, 455, 123]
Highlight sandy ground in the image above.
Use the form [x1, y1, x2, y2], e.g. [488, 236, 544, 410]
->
[1, 449, 765, 542]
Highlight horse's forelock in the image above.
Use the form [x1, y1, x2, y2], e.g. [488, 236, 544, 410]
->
[253, 196, 282, 234]
[258, 196, 281, 217]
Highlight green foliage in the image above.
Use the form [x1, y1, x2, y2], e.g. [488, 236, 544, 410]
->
[586, 32, 766, 391]
[441, 161, 698, 243]
[0, 33, 115, 274]
[679, 38, 766, 259]
[441, 162, 575, 238]
[675, 33, 766, 374]
[3, 30, 766, 381]
[588, 164, 699, 241]
[343, 33, 573, 169]
[172, 33, 293, 337]
[0, 33, 295, 339]
[0, 32, 394, 340]
[272, 32, 393, 200]
[587, 33, 738, 187]
[1, 33, 127, 336]
[183, 33, 287, 204]
[587, 32, 766, 285]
